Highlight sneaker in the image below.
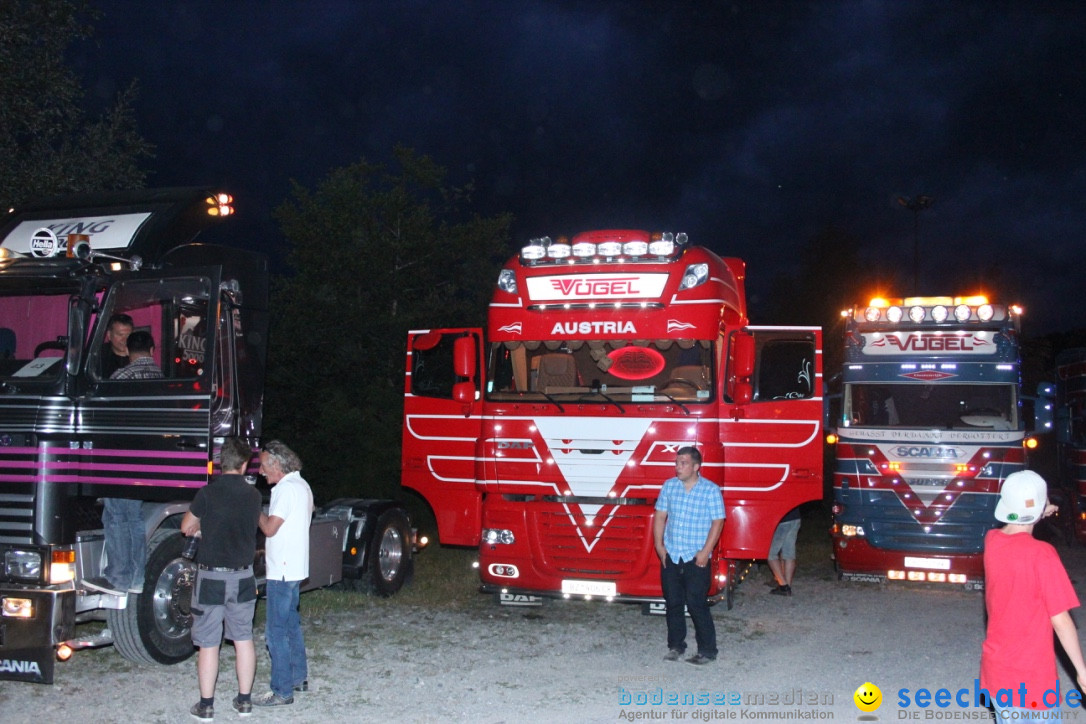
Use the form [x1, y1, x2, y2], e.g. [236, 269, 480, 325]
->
[232, 696, 253, 717]
[663, 649, 683, 662]
[293, 679, 309, 693]
[770, 584, 793, 596]
[83, 577, 124, 596]
[686, 653, 716, 665]
[252, 691, 294, 707]
[190, 701, 214, 721]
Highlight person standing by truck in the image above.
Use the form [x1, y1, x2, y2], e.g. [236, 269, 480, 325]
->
[180, 437, 262, 721]
[767, 507, 801, 596]
[254, 440, 314, 707]
[84, 330, 165, 597]
[653, 446, 725, 665]
[980, 470, 1086, 717]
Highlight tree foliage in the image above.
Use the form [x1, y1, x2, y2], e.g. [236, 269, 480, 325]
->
[0, 0, 153, 209]
[264, 148, 512, 501]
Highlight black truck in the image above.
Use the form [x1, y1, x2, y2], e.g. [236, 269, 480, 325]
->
[0, 188, 415, 683]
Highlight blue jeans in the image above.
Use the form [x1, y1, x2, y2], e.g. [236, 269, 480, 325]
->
[265, 579, 307, 698]
[661, 554, 717, 658]
[102, 498, 146, 590]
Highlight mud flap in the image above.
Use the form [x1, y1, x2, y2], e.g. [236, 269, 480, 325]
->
[0, 643, 55, 683]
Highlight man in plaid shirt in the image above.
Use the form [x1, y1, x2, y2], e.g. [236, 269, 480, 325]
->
[653, 446, 725, 665]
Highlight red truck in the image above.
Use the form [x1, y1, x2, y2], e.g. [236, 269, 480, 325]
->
[402, 229, 822, 607]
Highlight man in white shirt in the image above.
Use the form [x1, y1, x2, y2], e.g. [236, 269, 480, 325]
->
[253, 440, 314, 707]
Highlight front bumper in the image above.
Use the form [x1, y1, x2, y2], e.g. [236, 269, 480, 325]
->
[0, 585, 75, 683]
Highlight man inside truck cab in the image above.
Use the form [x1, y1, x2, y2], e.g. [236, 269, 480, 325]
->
[109, 331, 162, 381]
[100, 313, 134, 378]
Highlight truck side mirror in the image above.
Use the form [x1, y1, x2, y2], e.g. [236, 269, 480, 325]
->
[726, 331, 755, 403]
[453, 381, 476, 404]
[453, 335, 477, 412]
[454, 335, 476, 379]
[731, 332, 755, 377]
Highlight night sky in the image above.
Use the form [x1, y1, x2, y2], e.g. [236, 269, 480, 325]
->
[72, 1, 1086, 335]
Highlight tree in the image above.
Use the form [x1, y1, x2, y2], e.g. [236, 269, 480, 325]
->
[264, 147, 512, 501]
[0, 0, 152, 209]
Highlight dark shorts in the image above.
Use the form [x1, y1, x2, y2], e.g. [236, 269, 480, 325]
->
[191, 567, 257, 647]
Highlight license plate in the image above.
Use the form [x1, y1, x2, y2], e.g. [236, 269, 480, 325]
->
[561, 579, 617, 596]
[904, 556, 950, 571]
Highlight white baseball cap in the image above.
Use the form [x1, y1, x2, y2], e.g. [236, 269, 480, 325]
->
[994, 470, 1048, 524]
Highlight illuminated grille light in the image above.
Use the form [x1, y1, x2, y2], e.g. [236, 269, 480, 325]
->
[623, 241, 648, 256]
[887, 570, 905, 580]
[597, 241, 622, 256]
[954, 304, 971, 322]
[931, 305, 948, 322]
[908, 306, 926, 323]
[649, 240, 674, 255]
[572, 242, 596, 257]
[864, 306, 881, 322]
[977, 304, 994, 321]
[948, 574, 967, 584]
[886, 306, 903, 323]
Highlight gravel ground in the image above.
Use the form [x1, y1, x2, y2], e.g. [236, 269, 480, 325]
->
[3, 525, 1086, 723]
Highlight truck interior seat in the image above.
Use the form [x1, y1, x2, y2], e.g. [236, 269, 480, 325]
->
[536, 353, 579, 391]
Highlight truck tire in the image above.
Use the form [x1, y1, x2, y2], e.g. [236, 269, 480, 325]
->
[370, 509, 414, 597]
[109, 529, 197, 665]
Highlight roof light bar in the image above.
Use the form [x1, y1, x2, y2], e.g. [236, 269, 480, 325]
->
[518, 231, 688, 264]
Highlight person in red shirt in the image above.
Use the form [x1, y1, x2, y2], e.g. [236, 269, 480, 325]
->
[981, 470, 1086, 718]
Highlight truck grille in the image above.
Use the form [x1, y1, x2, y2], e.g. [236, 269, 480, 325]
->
[533, 504, 651, 576]
[0, 486, 35, 545]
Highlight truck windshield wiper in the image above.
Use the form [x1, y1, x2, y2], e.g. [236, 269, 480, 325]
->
[532, 391, 565, 413]
[656, 393, 691, 415]
[578, 389, 626, 414]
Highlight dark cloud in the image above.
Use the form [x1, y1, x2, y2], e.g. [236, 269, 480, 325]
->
[74, 0, 1086, 333]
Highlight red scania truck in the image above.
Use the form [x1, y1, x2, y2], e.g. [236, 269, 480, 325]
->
[828, 295, 1050, 588]
[401, 229, 823, 606]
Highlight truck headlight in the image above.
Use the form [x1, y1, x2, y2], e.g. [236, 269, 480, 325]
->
[1, 597, 34, 618]
[482, 528, 515, 545]
[4, 550, 42, 580]
[840, 524, 865, 537]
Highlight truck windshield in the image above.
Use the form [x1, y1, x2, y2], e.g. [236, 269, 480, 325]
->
[0, 291, 72, 380]
[486, 339, 713, 403]
[843, 383, 1018, 430]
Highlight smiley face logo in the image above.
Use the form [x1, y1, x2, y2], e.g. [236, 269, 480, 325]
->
[854, 682, 882, 712]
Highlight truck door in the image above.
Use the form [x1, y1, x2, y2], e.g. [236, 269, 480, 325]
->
[720, 326, 823, 557]
[402, 328, 484, 545]
[79, 270, 224, 493]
